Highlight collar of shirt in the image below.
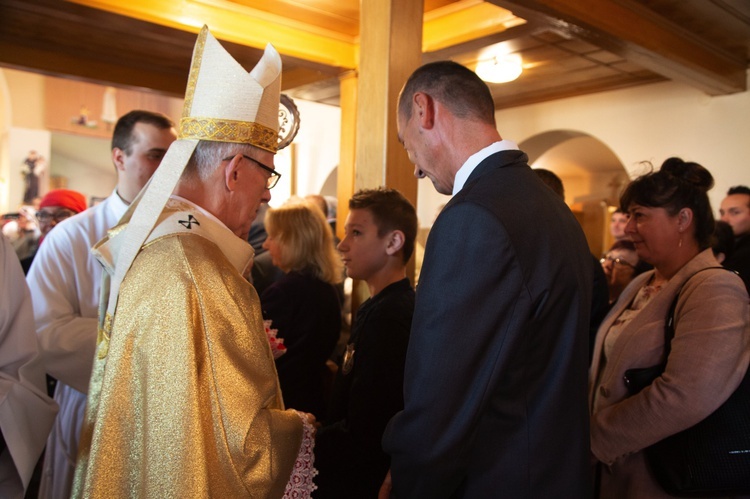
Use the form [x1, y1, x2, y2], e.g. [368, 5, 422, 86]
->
[109, 189, 130, 219]
[452, 140, 519, 195]
[92, 196, 254, 280]
[149, 195, 254, 276]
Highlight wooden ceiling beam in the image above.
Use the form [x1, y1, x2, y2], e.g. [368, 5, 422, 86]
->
[491, 0, 747, 95]
[0, 0, 191, 95]
[0, 42, 187, 96]
[0, 0, 340, 96]
[492, 70, 667, 110]
[424, 21, 541, 62]
[66, 0, 358, 68]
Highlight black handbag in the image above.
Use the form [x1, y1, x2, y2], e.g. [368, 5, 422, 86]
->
[622, 267, 750, 496]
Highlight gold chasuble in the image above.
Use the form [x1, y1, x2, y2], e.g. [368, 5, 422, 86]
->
[73, 198, 302, 497]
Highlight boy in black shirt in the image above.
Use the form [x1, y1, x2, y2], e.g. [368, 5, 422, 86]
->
[314, 187, 417, 498]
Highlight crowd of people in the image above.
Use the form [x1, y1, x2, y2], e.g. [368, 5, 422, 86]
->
[1, 25, 748, 499]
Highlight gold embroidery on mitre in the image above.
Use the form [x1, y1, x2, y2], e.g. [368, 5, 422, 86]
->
[182, 27, 208, 119]
[97, 313, 113, 360]
[179, 117, 278, 152]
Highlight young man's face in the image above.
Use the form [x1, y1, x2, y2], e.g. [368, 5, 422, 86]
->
[113, 122, 177, 203]
[337, 208, 390, 281]
[720, 193, 750, 238]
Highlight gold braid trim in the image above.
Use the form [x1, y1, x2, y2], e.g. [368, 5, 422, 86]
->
[179, 117, 278, 153]
[97, 313, 113, 360]
[182, 27, 207, 118]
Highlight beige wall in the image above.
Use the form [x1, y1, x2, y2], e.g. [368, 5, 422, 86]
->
[0, 68, 183, 212]
[495, 72, 750, 217]
[2, 69, 45, 129]
[0, 68, 341, 214]
[3, 67, 749, 224]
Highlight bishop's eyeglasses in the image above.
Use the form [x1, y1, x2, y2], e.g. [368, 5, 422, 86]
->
[223, 154, 281, 189]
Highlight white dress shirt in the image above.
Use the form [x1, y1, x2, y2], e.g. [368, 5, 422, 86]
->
[452, 140, 519, 195]
[0, 235, 57, 499]
[26, 191, 128, 499]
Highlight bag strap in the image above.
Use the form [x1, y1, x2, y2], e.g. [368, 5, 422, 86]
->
[663, 267, 738, 351]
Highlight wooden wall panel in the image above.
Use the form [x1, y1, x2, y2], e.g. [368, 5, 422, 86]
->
[44, 77, 178, 139]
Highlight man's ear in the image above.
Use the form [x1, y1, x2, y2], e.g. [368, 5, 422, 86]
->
[224, 154, 242, 192]
[112, 148, 125, 172]
[413, 92, 435, 130]
[385, 230, 406, 256]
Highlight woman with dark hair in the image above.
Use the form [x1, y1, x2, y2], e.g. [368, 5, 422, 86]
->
[589, 157, 750, 498]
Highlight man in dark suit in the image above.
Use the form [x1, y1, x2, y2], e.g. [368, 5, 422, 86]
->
[533, 168, 610, 361]
[381, 61, 593, 498]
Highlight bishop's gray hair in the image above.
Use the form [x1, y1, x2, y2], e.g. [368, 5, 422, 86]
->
[183, 141, 260, 182]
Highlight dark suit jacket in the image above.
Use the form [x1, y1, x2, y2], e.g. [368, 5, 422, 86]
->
[261, 270, 341, 419]
[382, 149, 593, 498]
[251, 250, 285, 297]
[724, 234, 750, 292]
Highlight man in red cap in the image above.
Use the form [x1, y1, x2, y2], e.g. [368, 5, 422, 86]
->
[18, 189, 87, 273]
[36, 189, 87, 240]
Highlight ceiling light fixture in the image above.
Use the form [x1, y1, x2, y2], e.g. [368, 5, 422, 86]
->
[475, 54, 523, 84]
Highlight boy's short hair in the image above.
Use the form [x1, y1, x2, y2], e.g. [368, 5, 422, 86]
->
[349, 187, 418, 263]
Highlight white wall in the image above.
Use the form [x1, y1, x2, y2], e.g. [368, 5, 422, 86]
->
[270, 99, 341, 207]
[7, 127, 51, 210]
[0, 70, 10, 212]
[0, 69, 47, 212]
[50, 152, 116, 202]
[296, 70, 749, 233]
[4, 67, 749, 224]
[495, 74, 750, 215]
[416, 175, 451, 228]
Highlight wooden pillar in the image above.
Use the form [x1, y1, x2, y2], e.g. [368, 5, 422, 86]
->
[354, 0, 423, 283]
[336, 70, 358, 243]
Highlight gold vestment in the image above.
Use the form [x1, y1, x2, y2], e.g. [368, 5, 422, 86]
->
[73, 199, 302, 498]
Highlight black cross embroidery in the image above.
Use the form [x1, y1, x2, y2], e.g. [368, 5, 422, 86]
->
[178, 214, 200, 229]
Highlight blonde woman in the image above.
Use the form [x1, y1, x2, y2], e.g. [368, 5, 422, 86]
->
[261, 200, 343, 419]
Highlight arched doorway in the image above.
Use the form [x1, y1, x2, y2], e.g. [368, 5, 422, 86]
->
[521, 130, 630, 256]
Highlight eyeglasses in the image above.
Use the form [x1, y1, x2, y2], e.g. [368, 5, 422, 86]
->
[222, 154, 281, 189]
[600, 255, 635, 269]
[36, 209, 76, 223]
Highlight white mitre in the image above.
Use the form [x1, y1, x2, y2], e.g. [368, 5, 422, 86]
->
[99, 26, 283, 319]
[179, 26, 282, 152]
